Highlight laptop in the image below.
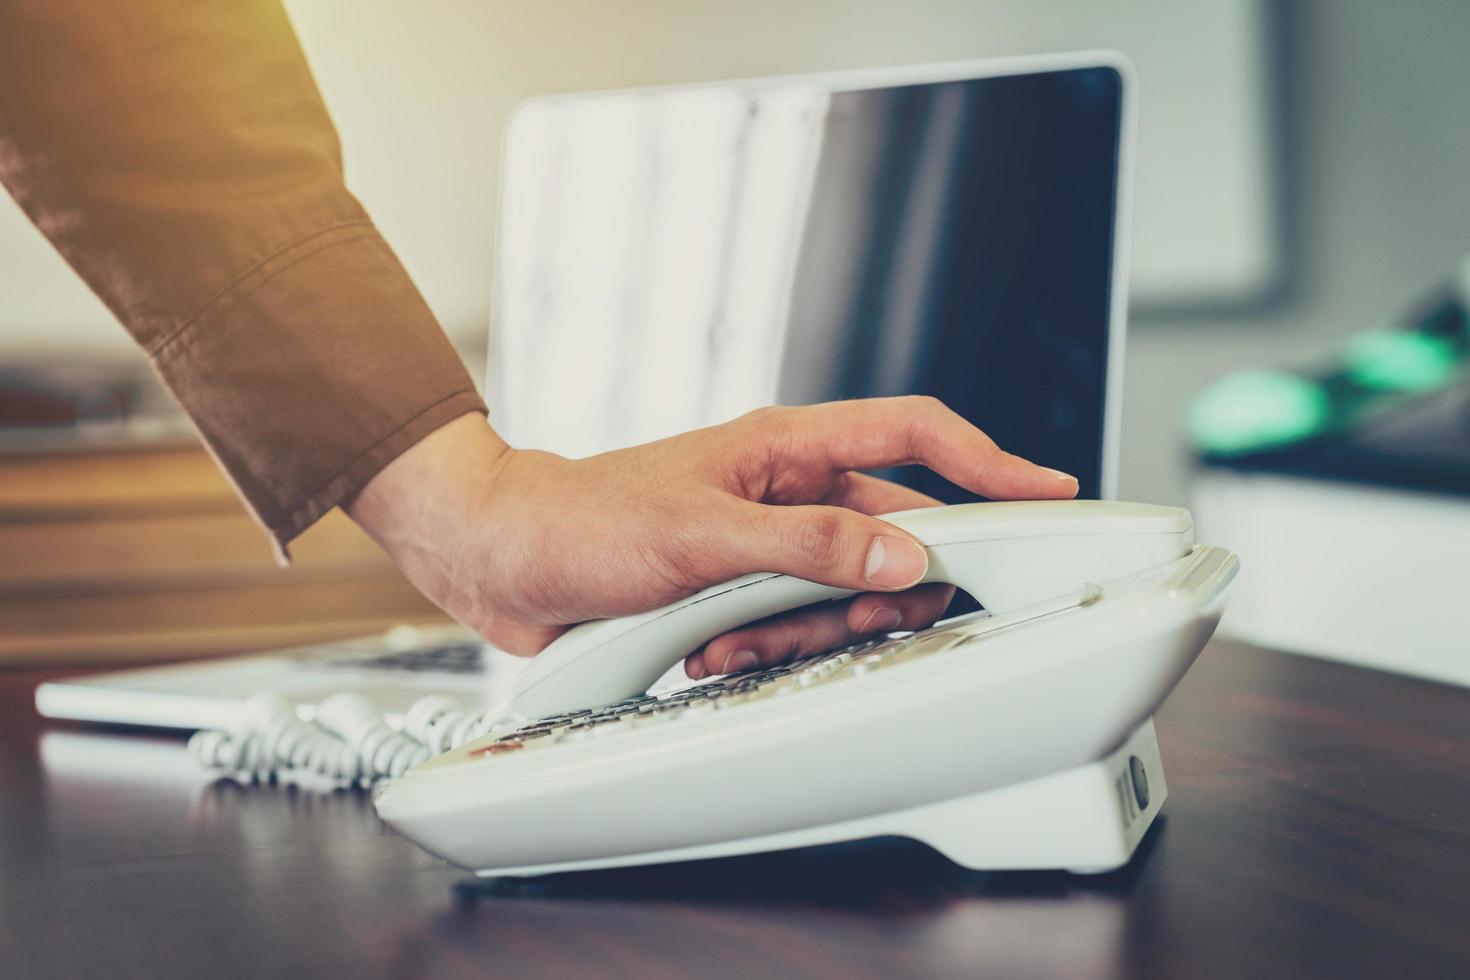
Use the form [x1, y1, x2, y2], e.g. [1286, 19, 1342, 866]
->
[37, 52, 1132, 731]
[35, 625, 511, 729]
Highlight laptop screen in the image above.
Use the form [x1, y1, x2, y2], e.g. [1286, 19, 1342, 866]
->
[489, 61, 1126, 500]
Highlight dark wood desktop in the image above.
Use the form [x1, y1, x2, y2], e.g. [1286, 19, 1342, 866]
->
[2, 639, 1468, 979]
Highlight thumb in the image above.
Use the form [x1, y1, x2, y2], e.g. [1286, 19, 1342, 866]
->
[723, 501, 930, 592]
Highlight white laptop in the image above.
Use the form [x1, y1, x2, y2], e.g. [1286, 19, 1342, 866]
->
[37, 52, 1131, 733]
[35, 624, 511, 730]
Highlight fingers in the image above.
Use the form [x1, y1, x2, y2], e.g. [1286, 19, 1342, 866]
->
[844, 582, 955, 635]
[699, 475, 940, 592]
[763, 396, 1079, 501]
[820, 471, 942, 516]
[717, 499, 931, 592]
[683, 583, 954, 679]
[687, 601, 851, 679]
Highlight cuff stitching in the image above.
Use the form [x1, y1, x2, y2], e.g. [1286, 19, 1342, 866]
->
[148, 220, 376, 363]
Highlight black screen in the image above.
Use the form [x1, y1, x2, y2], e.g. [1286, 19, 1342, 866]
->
[492, 66, 1123, 498]
[778, 68, 1123, 499]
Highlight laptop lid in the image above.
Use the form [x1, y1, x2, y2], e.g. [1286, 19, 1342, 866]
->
[487, 53, 1133, 500]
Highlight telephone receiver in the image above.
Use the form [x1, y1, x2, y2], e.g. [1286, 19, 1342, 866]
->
[510, 500, 1196, 718]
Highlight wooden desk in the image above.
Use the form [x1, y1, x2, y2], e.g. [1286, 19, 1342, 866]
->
[0, 439, 449, 665]
[2, 640, 1468, 979]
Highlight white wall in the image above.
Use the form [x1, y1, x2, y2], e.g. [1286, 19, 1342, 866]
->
[0, 0, 1272, 358]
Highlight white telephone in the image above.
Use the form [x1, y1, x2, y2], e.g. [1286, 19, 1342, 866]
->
[374, 501, 1238, 878]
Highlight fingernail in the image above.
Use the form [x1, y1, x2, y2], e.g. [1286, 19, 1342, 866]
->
[686, 658, 707, 680]
[1042, 467, 1078, 484]
[864, 535, 928, 589]
[859, 607, 903, 633]
[721, 650, 759, 674]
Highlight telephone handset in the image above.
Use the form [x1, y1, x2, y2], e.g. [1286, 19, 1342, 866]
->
[510, 500, 1196, 718]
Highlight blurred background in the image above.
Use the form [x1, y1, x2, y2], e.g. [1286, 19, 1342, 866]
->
[11, 0, 1470, 501]
[4, 0, 1467, 676]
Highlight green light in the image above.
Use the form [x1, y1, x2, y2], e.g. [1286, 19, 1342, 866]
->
[1187, 369, 1330, 455]
[1345, 330, 1458, 392]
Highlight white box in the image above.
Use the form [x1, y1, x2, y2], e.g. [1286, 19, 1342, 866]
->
[1194, 469, 1470, 685]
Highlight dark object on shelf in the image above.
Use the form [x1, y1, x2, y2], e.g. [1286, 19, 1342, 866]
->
[1189, 273, 1470, 497]
[0, 365, 135, 428]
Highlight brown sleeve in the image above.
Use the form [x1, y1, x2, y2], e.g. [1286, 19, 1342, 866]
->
[0, 0, 487, 556]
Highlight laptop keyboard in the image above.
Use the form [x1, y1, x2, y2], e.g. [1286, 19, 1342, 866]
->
[324, 643, 487, 675]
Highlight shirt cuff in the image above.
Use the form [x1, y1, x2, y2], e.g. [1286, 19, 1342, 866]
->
[148, 222, 488, 557]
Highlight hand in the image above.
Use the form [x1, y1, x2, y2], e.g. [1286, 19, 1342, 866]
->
[345, 398, 1078, 679]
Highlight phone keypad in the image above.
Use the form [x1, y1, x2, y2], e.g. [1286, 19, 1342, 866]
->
[466, 615, 991, 760]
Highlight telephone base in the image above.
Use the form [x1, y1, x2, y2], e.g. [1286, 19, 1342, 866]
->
[472, 719, 1166, 880]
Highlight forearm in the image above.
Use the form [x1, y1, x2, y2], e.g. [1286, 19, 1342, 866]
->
[345, 412, 512, 573]
[0, 0, 485, 553]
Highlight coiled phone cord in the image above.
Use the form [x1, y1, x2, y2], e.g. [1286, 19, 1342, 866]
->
[187, 693, 519, 788]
